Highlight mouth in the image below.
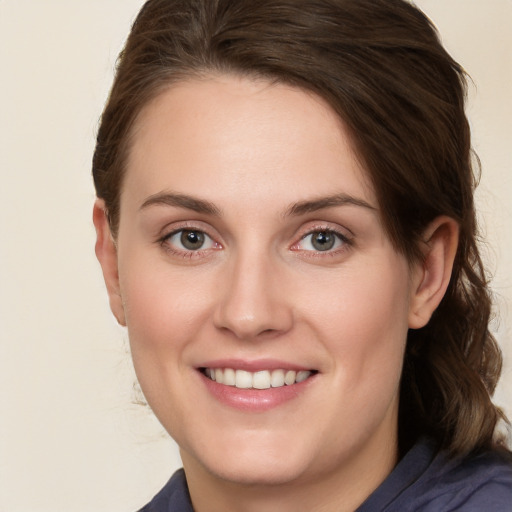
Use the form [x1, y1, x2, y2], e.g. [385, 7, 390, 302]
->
[198, 362, 319, 411]
[200, 367, 318, 390]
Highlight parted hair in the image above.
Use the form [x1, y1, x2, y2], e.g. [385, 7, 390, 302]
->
[92, 0, 508, 456]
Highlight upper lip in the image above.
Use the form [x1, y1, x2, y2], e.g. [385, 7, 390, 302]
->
[198, 358, 316, 372]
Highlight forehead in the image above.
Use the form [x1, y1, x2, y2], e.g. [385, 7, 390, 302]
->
[123, 75, 376, 213]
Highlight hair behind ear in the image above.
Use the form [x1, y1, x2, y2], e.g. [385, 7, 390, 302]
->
[401, 216, 507, 456]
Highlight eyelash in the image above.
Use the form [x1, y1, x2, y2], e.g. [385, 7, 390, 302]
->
[158, 224, 353, 259]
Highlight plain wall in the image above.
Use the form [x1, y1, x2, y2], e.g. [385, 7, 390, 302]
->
[0, 1, 510, 510]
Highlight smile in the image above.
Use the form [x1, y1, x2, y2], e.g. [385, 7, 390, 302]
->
[202, 368, 315, 389]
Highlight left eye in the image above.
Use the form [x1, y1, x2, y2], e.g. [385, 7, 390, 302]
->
[165, 229, 216, 251]
[298, 230, 346, 252]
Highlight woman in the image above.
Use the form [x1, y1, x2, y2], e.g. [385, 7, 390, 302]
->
[92, 0, 512, 510]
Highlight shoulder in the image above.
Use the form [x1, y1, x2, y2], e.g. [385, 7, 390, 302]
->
[424, 448, 512, 511]
[137, 469, 194, 512]
[358, 439, 512, 512]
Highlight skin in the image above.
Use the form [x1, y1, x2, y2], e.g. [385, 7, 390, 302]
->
[94, 75, 458, 512]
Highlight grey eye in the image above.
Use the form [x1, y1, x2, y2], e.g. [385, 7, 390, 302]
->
[180, 230, 206, 250]
[163, 228, 218, 254]
[310, 231, 336, 251]
[297, 230, 347, 252]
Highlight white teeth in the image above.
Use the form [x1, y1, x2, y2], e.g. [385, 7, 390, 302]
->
[284, 370, 296, 385]
[270, 369, 285, 387]
[235, 370, 253, 389]
[223, 368, 236, 386]
[204, 368, 313, 389]
[296, 370, 311, 383]
[253, 371, 271, 389]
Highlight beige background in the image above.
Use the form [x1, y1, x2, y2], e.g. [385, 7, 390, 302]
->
[0, 1, 510, 510]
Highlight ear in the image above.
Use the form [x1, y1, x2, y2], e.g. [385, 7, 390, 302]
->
[408, 216, 459, 329]
[93, 199, 126, 326]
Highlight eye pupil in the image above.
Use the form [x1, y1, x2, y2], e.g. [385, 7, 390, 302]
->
[180, 230, 205, 250]
[312, 231, 335, 251]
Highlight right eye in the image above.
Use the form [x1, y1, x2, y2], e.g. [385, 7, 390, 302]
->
[163, 229, 217, 252]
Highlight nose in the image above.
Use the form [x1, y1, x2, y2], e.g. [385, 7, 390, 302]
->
[213, 249, 294, 340]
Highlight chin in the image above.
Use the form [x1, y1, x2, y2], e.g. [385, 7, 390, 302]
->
[205, 456, 309, 487]
[181, 429, 315, 487]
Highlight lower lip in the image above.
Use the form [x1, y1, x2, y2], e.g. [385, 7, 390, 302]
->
[199, 371, 316, 412]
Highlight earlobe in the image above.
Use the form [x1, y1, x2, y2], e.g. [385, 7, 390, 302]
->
[408, 216, 459, 329]
[93, 199, 126, 326]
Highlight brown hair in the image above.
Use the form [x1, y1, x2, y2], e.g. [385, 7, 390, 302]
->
[92, 0, 508, 456]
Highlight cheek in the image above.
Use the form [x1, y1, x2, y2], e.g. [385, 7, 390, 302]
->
[117, 257, 218, 434]
[305, 257, 412, 394]
[117, 251, 215, 362]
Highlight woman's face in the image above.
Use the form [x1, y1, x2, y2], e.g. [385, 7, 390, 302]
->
[107, 76, 424, 486]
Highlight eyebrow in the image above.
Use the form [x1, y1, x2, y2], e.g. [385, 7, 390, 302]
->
[139, 191, 375, 217]
[285, 193, 376, 217]
[140, 191, 221, 216]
